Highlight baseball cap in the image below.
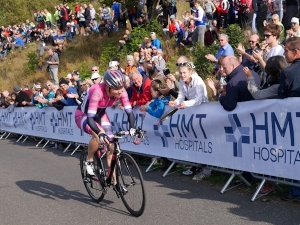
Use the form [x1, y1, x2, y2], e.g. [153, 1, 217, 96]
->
[72, 70, 80, 76]
[91, 73, 101, 80]
[291, 17, 299, 24]
[127, 55, 134, 61]
[150, 32, 156, 36]
[109, 61, 118, 68]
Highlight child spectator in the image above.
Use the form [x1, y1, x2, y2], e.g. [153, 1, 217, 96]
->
[140, 80, 170, 118]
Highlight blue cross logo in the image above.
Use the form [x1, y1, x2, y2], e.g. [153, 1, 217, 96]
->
[154, 123, 171, 147]
[224, 114, 250, 157]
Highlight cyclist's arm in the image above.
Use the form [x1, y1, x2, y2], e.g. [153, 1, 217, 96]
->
[86, 89, 103, 135]
[120, 91, 135, 128]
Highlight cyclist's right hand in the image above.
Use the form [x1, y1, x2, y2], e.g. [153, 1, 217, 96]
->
[98, 133, 109, 144]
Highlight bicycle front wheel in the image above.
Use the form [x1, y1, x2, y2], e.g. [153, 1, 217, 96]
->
[116, 152, 146, 217]
[80, 149, 106, 202]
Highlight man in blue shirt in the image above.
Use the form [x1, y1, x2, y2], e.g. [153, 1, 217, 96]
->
[10, 36, 25, 51]
[111, 1, 121, 28]
[150, 32, 162, 50]
[205, 33, 234, 69]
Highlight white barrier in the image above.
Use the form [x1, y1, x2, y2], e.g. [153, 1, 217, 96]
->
[1, 98, 300, 181]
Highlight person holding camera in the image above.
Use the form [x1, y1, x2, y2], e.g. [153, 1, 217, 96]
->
[152, 49, 166, 79]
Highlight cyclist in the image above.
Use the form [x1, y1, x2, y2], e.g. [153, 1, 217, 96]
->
[75, 69, 135, 179]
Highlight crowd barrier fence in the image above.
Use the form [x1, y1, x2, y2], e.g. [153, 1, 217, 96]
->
[1, 98, 300, 201]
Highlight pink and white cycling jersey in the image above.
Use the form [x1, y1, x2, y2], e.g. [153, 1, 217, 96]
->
[80, 83, 132, 117]
[75, 83, 134, 137]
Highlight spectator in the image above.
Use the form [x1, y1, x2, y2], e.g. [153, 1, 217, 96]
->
[152, 49, 166, 78]
[286, 17, 300, 40]
[191, 0, 206, 46]
[150, 32, 162, 49]
[77, 6, 86, 35]
[76, 79, 92, 104]
[9, 35, 25, 51]
[253, 24, 284, 69]
[236, 34, 260, 70]
[140, 80, 170, 118]
[89, 4, 96, 20]
[205, 33, 234, 71]
[125, 55, 138, 75]
[91, 73, 102, 85]
[56, 78, 78, 108]
[53, 31, 65, 51]
[13, 85, 31, 107]
[213, 0, 229, 29]
[60, 3, 69, 32]
[23, 83, 32, 98]
[47, 48, 59, 85]
[283, 0, 299, 28]
[0, 90, 9, 108]
[245, 55, 287, 99]
[111, 1, 121, 29]
[83, 3, 92, 35]
[204, 0, 216, 22]
[278, 37, 300, 98]
[218, 56, 261, 111]
[128, 70, 152, 108]
[35, 9, 45, 29]
[71, 70, 83, 95]
[44, 9, 53, 29]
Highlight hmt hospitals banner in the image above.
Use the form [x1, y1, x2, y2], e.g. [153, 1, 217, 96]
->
[1, 98, 300, 180]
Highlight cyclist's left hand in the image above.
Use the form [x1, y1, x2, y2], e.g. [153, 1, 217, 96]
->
[129, 128, 137, 136]
[98, 133, 109, 144]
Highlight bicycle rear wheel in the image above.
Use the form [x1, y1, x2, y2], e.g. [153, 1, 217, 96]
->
[80, 149, 106, 202]
[116, 152, 146, 217]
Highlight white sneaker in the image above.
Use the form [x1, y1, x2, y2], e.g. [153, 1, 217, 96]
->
[85, 161, 95, 175]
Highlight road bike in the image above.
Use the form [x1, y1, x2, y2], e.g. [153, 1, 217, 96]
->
[80, 128, 146, 217]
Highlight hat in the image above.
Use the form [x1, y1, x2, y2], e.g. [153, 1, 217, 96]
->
[127, 55, 134, 61]
[34, 83, 41, 89]
[65, 73, 72, 79]
[152, 46, 157, 50]
[13, 85, 21, 92]
[291, 17, 299, 24]
[109, 61, 118, 67]
[59, 78, 69, 86]
[140, 14, 145, 17]
[72, 70, 80, 76]
[170, 15, 175, 20]
[150, 32, 156, 36]
[91, 73, 101, 80]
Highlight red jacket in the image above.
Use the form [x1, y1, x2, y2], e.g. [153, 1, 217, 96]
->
[130, 76, 152, 107]
[215, 0, 228, 15]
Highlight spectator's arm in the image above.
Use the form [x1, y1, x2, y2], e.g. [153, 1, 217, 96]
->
[147, 101, 165, 118]
[136, 85, 152, 106]
[278, 71, 288, 98]
[219, 83, 239, 111]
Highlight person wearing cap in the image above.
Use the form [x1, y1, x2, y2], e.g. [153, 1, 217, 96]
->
[109, 61, 119, 71]
[286, 17, 300, 40]
[31, 82, 43, 107]
[47, 48, 60, 85]
[13, 85, 31, 107]
[72, 70, 83, 95]
[150, 32, 162, 50]
[58, 78, 78, 107]
[91, 73, 102, 85]
[125, 55, 138, 75]
[152, 49, 166, 78]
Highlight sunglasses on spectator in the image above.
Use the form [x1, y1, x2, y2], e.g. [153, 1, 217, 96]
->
[176, 62, 195, 69]
[92, 78, 99, 81]
[80, 83, 87, 87]
[47, 84, 51, 87]
[91, 69, 98, 71]
[291, 22, 297, 25]
[264, 34, 272, 38]
[248, 40, 256, 43]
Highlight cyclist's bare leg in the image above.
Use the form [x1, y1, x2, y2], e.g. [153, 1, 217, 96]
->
[87, 131, 100, 162]
[106, 142, 117, 185]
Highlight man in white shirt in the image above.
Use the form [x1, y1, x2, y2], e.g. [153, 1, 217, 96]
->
[190, 0, 206, 46]
[286, 17, 300, 40]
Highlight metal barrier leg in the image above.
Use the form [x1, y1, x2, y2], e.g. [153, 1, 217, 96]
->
[220, 173, 236, 194]
[162, 161, 176, 177]
[63, 143, 72, 153]
[36, 138, 44, 147]
[237, 174, 252, 187]
[42, 140, 50, 149]
[251, 179, 266, 202]
[145, 158, 160, 172]
[71, 144, 81, 155]
[22, 136, 29, 143]
[16, 135, 24, 142]
[5, 132, 11, 139]
[0, 132, 7, 139]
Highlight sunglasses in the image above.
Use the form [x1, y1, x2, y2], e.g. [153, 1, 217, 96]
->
[91, 69, 98, 71]
[248, 40, 256, 43]
[291, 22, 297, 25]
[47, 84, 51, 87]
[80, 84, 87, 87]
[264, 34, 272, 38]
[176, 62, 195, 69]
[92, 78, 99, 81]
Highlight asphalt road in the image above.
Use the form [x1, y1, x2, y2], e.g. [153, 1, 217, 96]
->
[0, 138, 299, 225]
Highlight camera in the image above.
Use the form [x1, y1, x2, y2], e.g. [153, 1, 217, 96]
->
[163, 68, 170, 76]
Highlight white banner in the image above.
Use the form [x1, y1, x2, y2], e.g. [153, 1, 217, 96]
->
[1, 98, 300, 180]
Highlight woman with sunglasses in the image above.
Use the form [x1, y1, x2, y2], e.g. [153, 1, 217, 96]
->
[169, 62, 208, 109]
